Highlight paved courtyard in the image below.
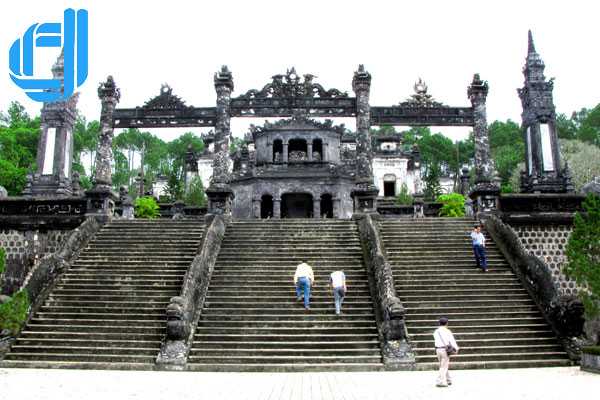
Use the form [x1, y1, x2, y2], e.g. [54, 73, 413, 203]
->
[0, 367, 598, 400]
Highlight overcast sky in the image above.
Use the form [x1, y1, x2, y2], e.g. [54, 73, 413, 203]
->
[1, 0, 599, 143]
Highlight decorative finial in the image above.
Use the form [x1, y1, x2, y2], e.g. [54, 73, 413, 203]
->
[528, 30, 536, 54]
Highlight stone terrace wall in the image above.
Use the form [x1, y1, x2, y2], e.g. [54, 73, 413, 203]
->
[511, 224, 577, 296]
[0, 229, 71, 295]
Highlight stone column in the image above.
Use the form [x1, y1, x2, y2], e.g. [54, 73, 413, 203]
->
[468, 73, 499, 217]
[332, 197, 341, 218]
[351, 64, 379, 213]
[282, 142, 289, 163]
[23, 52, 78, 197]
[273, 197, 281, 219]
[307, 142, 313, 161]
[206, 66, 235, 214]
[313, 198, 321, 219]
[85, 76, 120, 222]
[252, 198, 261, 219]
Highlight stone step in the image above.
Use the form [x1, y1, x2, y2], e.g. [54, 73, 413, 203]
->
[396, 283, 522, 290]
[208, 278, 370, 285]
[409, 337, 561, 348]
[3, 352, 157, 363]
[401, 299, 536, 307]
[194, 333, 379, 342]
[43, 300, 170, 308]
[414, 352, 569, 363]
[406, 317, 546, 327]
[202, 307, 375, 315]
[53, 285, 181, 291]
[191, 340, 380, 350]
[9, 345, 160, 356]
[184, 362, 385, 372]
[30, 318, 165, 327]
[206, 290, 371, 297]
[404, 304, 540, 314]
[188, 348, 381, 357]
[186, 355, 382, 364]
[40, 305, 167, 314]
[412, 344, 564, 355]
[398, 288, 529, 296]
[408, 324, 552, 334]
[200, 314, 374, 321]
[392, 269, 512, 276]
[17, 331, 162, 340]
[409, 330, 556, 340]
[413, 359, 572, 371]
[13, 338, 161, 347]
[24, 324, 165, 334]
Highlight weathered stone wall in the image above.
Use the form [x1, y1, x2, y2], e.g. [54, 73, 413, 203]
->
[511, 224, 577, 296]
[0, 229, 71, 295]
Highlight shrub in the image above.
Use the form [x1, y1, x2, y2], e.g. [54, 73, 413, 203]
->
[564, 193, 600, 319]
[134, 196, 160, 219]
[395, 183, 414, 205]
[184, 176, 207, 207]
[437, 193, 466, 217]
[0, 290, 30, 335]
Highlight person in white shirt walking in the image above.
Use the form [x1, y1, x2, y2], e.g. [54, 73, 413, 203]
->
[294, 260, 314, 310]
[433, 317, 459, 387]
[329, 270, 347, 315]
[470, 225, 488, 272]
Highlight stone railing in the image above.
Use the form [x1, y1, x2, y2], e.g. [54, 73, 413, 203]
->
[0, 197, 87, 229]
[0, 217, 101, 354]
[354, 213, 415, 369]
[499, 193, 585, 224]
[156, 214, 229, 368]
[485, 214, 585, 359]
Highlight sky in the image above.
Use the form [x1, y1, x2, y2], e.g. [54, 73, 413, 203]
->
[1, 0, 599, 144]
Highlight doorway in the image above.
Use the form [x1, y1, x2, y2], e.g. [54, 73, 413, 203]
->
[281, 193, 313, 218]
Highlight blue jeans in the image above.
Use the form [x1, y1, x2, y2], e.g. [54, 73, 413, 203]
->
[473, 244, 487, 270]
[296, 277, 311, 308]
[333, 287, 345, 314]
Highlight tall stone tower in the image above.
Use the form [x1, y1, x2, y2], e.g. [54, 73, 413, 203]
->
[518, 31, 573, 193]
[22, 52, 78, 197]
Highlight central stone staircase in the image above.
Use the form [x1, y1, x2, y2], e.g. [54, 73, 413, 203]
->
[188, 219, 382, 371]
[2, 219, 204, 369]
[379, 218, 571, 369]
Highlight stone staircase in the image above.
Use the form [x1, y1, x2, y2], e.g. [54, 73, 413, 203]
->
[188, 219, 383, 371]
[379, 217, 571, 369]
[2, 219, 204, 369]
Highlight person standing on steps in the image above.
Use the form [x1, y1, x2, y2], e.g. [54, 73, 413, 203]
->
[329, 270, 347, 315]
[433, 317, 459, 387]
[470, 225, 488, 272]
[294, 260, 314, 310]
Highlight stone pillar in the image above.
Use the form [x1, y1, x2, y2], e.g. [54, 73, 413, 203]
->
[351, 64, 379, 213]
[307, 142, 313, 162]
[85, 76, 120, 222]
[282, 142, 289, 163]
[518, 31, 573, 193]
[23, 52, 78, 197]
[459, 167, 471, 196]
[313, 198, 321, 219]
[206, 66, 235, 214]
[468, 73, 499, 217]
[252, 198, 261, 219]
[273, 198, 281, 219]
[332, 197, 341, 218]
[184, 144, 199, 193]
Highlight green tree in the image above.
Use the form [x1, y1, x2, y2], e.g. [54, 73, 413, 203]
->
[73, 116, 100, 175]
[424, 163, 442, 201]
[184, 176, 207, 207]
[395, 183, 413, 205]
[0, 290, 30, 335]
[564, 194, 600, 321]
[488, 120, 525, 186]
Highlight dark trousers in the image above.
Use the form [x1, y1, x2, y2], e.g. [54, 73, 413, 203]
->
[473, 244, 487, 270]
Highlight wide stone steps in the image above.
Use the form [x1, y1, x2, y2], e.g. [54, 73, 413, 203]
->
[379, 217, 570, 369]
[2, 220, 204, 370]
[189, 220, 382, 371]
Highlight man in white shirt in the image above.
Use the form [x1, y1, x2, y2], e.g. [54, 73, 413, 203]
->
[294, 260, 314, 310]
[329, 270, 346, 315]
[470, 225, 488, 272]
[433, 317, 459, 387]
